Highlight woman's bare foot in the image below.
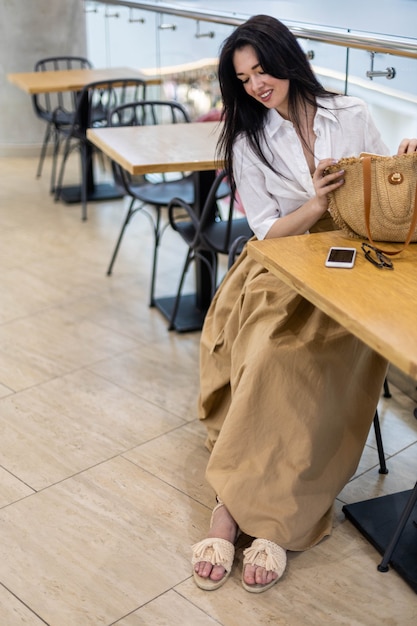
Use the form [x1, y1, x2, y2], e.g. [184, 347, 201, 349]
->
[242, 563, 278, 587]
[194, 502, 238, 583]
[241, 539, 286, 593]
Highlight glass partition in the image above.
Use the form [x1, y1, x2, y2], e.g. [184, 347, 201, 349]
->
[84, 1, 417, 150]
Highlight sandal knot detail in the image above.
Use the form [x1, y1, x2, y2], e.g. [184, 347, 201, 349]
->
[242, 538, 287, 593]
[191, 500, 236, 591]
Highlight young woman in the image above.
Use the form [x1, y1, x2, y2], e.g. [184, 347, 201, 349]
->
[191, 14, 417, 593]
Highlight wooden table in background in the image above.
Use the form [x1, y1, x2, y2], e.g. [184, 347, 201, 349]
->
[7, 66, 159, 204]
[248, 230, 417, 593]
[7, 66, 159, 94]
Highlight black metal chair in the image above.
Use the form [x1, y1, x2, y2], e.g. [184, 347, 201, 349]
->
[105, 99, 196, 307]
[53, 78, 147, 220]
[32, 55, 93, 193]
[167, 168, 253, 330]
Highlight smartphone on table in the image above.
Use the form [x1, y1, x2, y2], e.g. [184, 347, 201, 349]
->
[325, 247, 356, 268]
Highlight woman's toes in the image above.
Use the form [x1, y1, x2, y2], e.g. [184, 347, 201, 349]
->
[209, 564, 227, 581]
[256, 567, 277, 585]
[195, 561, 226, 582]
[244, 564, 277, 586]
[243, 563, 257, 585]
[195, 561, 211, 578]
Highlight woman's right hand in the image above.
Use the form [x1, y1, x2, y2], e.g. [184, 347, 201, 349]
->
[265, 159, 344, 239]
[312, 158, 345, 213]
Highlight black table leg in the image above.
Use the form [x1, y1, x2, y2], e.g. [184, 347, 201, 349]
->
[342, 486, 417, 593]
[58, 142, 123, 206]
[57, 91, 123, 210]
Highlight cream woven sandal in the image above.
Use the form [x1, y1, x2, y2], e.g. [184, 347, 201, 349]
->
[242, 538, 287, 593]
[191, 500, 237, 591]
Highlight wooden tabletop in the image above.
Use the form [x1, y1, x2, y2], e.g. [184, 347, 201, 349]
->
[248, 230, 417, 379]
[7, 66, 160, 94]
[87, 121, 224, 175]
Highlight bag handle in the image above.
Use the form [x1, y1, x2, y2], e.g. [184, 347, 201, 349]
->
[362, 155, 417, 256]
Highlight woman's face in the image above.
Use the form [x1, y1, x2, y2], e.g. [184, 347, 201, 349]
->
[233, 44, 290, 118]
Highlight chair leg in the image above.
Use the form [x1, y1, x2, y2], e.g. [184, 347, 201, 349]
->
[50, 129, 61, 194]
[373, 410, 388, 475]
[207, 252, 218, 300]
[36, 122, 53, 179]
[106, 198, 137, 275]
[168, 250, 194, 331]
[149, 207, 162, 307]
[383, 377, 391, 398]
[54, 136, 72, 202]
[149, 211, 178, 307]
[168, 249, 218, 330]
[80, 142, 92, 222]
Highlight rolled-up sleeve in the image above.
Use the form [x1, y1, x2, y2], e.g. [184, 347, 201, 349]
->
[233, 140, 282, 240]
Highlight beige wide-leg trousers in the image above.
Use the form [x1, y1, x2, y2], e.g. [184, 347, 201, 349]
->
[198, 239, 387, 551]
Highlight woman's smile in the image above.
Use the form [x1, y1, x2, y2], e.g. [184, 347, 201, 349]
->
[233, 44, 290, 117]
[259, 89, 273, 101]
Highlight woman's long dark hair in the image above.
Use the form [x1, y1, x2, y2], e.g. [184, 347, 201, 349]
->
[217, 14, 336, 193]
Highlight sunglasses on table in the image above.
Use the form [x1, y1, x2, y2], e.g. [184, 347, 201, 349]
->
[361, 243, 394, 270]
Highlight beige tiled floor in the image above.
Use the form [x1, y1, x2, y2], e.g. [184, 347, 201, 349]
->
[0, 154, 416, 625]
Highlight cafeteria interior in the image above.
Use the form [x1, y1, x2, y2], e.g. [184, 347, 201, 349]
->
[0, 147, 417, 625]
[1, 0, 417, 623]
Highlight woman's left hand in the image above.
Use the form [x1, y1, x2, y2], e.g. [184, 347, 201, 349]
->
[397, 138, 417, 155]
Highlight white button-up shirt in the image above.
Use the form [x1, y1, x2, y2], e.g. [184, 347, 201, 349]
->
[233, 95, 389, 239]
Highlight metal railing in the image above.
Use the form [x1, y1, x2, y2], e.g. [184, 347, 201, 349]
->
[90, 0, 417, 59]
[85, 0, 417, 155]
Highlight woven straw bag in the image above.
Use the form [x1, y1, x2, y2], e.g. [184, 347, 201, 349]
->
[326, 152, 417, 253]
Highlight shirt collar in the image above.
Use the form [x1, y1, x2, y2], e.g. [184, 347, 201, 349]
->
[315, 96, 340, 123]
[264, 96, 339, 137]
[265, 108, 286, 137]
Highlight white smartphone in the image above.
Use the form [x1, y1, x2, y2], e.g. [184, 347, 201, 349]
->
[325, 247, 356, 268]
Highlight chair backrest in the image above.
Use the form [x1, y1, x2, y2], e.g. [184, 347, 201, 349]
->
[199, 169, 230, 228]
[32, 56, 93, 120]
[108, 100, 191, 188]
[168, 169, 252, 301]
[169, 168, 252, 255]
[198, 169, 246, 254]
[76, 78, 148, 131]
[108, 99, 191, 128]
[62, 79, 147, 153]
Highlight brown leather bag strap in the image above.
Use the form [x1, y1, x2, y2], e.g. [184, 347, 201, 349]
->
[362, 155, 417, 256]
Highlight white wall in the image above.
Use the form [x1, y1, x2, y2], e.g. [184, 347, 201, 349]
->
[1, 0, 87, 155]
